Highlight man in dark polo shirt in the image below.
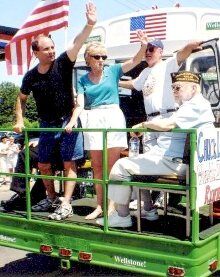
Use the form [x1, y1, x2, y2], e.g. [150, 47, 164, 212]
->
[13, 3, 97, 220]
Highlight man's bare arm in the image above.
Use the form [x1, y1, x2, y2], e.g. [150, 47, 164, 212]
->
[13, 92, 28, 133]
[132, 118, 177, 132]
[176, 41, 202, 66]
[119, 80, 134, 89]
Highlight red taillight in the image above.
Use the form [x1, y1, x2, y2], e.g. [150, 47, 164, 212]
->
[168, 266, 185, 277]
[78, 251, 92, 261]
[59, 248, 72, 257]
[209, 260, 218, 272]
[213, 201, 220, 217]
[40, 244, 53, 253]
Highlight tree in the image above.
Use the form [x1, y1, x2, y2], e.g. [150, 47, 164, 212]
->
[0, 82, 18, 127]
[0, 82, 38, 127]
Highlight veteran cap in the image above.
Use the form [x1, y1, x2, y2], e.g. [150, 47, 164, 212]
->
[171, 71, 201, 84]
[148, 38, 164, 49]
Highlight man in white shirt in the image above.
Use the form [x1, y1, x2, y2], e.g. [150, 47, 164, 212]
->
[120, 38, 202, 150]
[97, 71, 215, 228]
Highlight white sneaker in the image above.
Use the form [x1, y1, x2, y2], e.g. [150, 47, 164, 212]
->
[154, 192, 166, 208]
[96, 210, 132, 228]
[134, 208, 159, 221]
[48, 201, 73, 220]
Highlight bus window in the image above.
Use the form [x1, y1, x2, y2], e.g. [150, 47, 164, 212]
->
[118, 61, 147, 127]
[73, 66, 90, 92]
[189, 49, 220, 108]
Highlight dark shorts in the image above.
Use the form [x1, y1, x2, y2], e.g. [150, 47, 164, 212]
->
[38, 116, 84, 163]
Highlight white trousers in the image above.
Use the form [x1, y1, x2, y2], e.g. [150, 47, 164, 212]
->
[108, 148, 187, 205]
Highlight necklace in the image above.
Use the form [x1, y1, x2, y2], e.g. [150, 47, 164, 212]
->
[89, 71, 103, 84]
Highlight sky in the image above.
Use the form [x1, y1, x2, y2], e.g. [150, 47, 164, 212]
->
[1, 0, 220, 86]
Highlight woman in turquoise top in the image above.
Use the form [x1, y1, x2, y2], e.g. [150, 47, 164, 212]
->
[74, 33, 148, 220]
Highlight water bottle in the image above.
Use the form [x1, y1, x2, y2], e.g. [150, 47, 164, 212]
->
[80, 170, 93, 198]
[129, 137, 140, 157]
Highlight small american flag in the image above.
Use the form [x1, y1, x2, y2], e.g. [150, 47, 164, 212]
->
[130, 13, 167, 43]
[5, 0, 69, 75]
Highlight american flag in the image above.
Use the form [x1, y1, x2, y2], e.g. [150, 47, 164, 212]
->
[5, 0, 69, 75]
[130, 13, 167, 43]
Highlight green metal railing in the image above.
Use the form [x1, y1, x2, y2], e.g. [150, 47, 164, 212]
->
[0, 127, 198, 240]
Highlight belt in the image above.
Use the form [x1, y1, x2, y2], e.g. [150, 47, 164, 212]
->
[147, 108, 178, 118]
[85, 104, 119, 110]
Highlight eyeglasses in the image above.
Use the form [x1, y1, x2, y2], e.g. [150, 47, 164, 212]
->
[90, 55, 107, 60]
[172, 85, 182, 92]
[146, 46, 155, 53]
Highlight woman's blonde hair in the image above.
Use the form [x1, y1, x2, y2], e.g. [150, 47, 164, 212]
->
[84, 41, 106, 65]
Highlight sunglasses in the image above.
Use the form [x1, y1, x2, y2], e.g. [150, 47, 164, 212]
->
[146, 46, 155, 53]
[172, 85, 182, 92]
[91, 55, 107, 60]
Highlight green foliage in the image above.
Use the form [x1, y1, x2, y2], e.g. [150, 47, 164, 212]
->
[0, 122, 13, 128]
[0, 82, 38, 127]
[23, 118, 39, 128]
[0, 82, 18, 126]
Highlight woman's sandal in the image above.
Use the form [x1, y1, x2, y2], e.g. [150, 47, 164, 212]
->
[85, 207, 103, 220]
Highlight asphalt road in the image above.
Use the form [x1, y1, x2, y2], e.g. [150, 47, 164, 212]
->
[0, 246, 143, 277]
[1, 246, 219, 277]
